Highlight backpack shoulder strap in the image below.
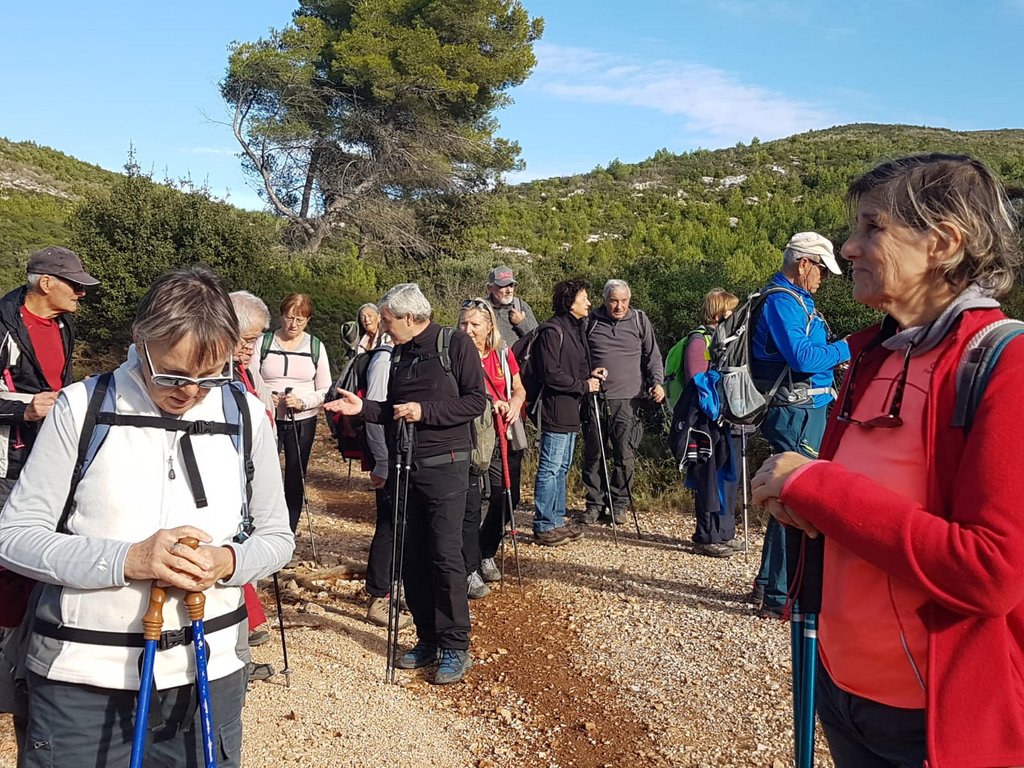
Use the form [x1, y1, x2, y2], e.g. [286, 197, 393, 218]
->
[310, 336, 321, 367]
[224, 381, 256, 542]
[953, 319, 1024, 433]
[58, 372, 115, 533]
[259, 332, 274, 363]
[436, 327, 454, 374]
[586, 315, 598, 337]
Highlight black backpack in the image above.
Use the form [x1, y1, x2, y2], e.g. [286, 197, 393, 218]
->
[512, 324, 564, 410]
[710, 286, 809, 426]
[327, 346, 390, 465]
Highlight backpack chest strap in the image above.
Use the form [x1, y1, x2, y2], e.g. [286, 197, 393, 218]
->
[95, 412, 239, 509]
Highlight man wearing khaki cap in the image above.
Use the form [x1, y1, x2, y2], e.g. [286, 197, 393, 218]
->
[486, 265, 537, 347]
[749, 232, 850, 618]
[0, 245, 98, 753]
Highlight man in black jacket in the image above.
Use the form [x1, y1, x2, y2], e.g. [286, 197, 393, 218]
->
[531, 278, 606, 546]
[0, 246, 98, 503]
[325, 283, 485, 685]
[0, 245, 98, 754]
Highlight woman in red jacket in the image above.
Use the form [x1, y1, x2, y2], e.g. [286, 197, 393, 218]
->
[752, 154, 1024, 768]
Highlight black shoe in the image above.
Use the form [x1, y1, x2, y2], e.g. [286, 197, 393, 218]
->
[756, 604, 786, 620]
[395, 641, 439, 669]
[747, 584, 765, 605]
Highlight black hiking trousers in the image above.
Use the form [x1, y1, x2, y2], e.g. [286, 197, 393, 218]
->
[401, 457, 472, 650]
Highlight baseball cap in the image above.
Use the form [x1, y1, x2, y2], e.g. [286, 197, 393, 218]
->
[785, 232, 841, 275]
[27, 246, 100, 286]
[487, 266, 516, 287]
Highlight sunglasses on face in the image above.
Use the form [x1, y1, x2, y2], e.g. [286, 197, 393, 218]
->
[144, 342, 232, 389]
[803, 258, 828, 276]
[53, 275, 87, 293]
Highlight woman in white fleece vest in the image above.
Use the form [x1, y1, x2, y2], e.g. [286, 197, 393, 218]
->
[0, 266, 294, 768]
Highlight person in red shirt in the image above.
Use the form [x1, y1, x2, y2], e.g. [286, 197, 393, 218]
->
[752, 154, 1024, 768]
[458, 298, 527, 593]
[0, 245, 98, 757]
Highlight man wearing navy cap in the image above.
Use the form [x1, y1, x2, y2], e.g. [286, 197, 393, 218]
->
[486, 266, 538, 346]
[0, 245, 99, 753]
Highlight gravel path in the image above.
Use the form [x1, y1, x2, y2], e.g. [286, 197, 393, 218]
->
[0, 437, 833, 767]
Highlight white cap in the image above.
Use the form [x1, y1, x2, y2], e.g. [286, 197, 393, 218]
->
[785, 231, 842, 275]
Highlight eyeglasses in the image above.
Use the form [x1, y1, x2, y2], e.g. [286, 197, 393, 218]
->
[283, 315, 309, 325]
[461, 299, 492, 313]
[53, 275, 86, 293]
[144, 342, 232, 389]
[836, 342, 914, 428]
[802, 258, 828, 276]
[239, 333, 263, 350]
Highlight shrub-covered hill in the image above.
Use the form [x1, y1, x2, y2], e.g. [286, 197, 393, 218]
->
[0, 137, 122, 284]
[464, 124, 1024, 341]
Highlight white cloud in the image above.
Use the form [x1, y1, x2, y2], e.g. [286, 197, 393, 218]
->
[532, 43, 837, 143]
[180, 146, 239, 156]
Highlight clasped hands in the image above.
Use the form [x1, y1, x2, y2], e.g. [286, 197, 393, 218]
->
[751, 452, 821, 539]
[124, 526, 236, 592]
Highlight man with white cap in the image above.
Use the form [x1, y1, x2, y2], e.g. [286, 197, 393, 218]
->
[486, 266, 538, 347]
[749, 232, 850, 618]
[0, 245, 99, 754]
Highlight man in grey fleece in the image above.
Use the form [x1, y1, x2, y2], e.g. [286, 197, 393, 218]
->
[579, 279, 664, 524]
[486, 266, 538, 347]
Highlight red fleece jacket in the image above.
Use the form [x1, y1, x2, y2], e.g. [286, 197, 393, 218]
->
[781, 308, 1024, 768]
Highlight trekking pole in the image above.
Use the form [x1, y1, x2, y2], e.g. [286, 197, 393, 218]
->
[493, 410, 522, 590]
[385, 420, 414, 684]
[271, 572, 291, 687]
[589, 392, 618, 546]
[788, 531, 824, 768]
[283, 387, 320, 565]
[180, 537, 217, 768]
[740, 426, 750, 561]
[129, 583, 167, 768]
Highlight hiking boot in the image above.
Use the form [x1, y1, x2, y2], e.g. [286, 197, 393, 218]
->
[246, 662, 275, 683]
[433, 648, 472, 685]
[467, 571, 491, 600]
[757, 604, 786, 620]
[574, 508, 601, 525]
[747, 584, 765, 605]
[563, 521, 585, 541]
[247, 628, 270, 647]
[696, 542, 738, 558]
[724, 538, 745, 552]
[479, 557, 502, 583]
[534, 527, 570, 547]
[366, 595, 412, 629]
[395, 641, 439, 669]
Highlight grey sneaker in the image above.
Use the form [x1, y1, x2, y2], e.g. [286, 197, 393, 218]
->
[479, 557, 502, 583]
[563, 521, 585, 541]
[247, 628, 270, 647]
[366, 595, 412, 628]
[433, 648, 472, 685]
[467, 571, 491, 599]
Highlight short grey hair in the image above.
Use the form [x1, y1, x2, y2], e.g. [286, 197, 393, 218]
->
[379, 283, 432, 323]
[782, 248, 806, 270]
[229, 291, 270, 333]
[25, 274, 44, 291]
[603, 279, 631, 301]
[133, 267, 238, 366]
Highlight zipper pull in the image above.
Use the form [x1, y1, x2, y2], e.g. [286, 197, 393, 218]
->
[168, 455, 176, 480]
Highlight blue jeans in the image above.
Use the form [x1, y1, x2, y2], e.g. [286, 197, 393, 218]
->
[755, 404, 827, 609]
[533, 431, 577, 533]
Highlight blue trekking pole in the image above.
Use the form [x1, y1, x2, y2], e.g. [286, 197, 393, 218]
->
[181, 537, 217, 768]
[129, 583, 167, 768]
[787, 530, 824, 768]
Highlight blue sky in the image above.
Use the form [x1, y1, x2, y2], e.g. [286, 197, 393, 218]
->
[2, 1, 1023, 211]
